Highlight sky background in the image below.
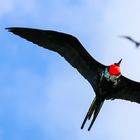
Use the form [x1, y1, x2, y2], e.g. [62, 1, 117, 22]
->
[1, 0, 140, 140]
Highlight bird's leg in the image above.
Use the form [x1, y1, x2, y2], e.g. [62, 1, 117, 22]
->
[88, 100, 104, 131]
[81, 96, 97, 129]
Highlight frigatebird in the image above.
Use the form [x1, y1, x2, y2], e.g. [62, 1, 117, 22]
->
[120, 35, 140, 47]
[6, 27, 140, 131]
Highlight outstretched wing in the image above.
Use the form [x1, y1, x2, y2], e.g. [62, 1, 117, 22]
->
[108, 75, 140, 104]
[6, 27, 106, 90]
[120, 35, 136, 43]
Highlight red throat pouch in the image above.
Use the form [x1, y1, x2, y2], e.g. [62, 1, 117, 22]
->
[109, 64, 121, 76]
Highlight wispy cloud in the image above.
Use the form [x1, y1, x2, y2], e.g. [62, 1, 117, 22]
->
[0, 0, 38, 19]
[1, 0, 140, 140]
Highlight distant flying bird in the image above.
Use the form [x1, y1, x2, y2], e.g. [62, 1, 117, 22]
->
[6, 27, 140, 131]
[120, 35, 140, 47]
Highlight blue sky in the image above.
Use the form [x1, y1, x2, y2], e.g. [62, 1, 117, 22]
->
[1, 0, 140, 139]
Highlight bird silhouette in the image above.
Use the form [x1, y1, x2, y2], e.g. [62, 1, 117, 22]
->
[120, 35, 140, 47]
[6, 27, 140, 131]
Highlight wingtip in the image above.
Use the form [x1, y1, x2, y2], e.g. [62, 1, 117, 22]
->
[5, 27, 15, 32]
[118, 35, 126, 38]
[5, 27, 10, 31]
[5, 27, 23, 32]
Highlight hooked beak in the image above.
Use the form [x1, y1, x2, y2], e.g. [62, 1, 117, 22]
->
[117, 58, 122, 65]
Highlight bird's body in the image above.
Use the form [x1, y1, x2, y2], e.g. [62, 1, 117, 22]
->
[7, 27, 140, 131]
[81, 63, 122, 130]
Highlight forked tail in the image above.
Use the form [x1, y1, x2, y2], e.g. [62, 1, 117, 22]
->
[81, 96, 104, 131]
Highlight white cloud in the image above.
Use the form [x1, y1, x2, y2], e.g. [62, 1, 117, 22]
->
[90, 0, 140, 140]
[2, 0, 140, 139]
[41, 0, 140, 139]
[0, 0, 38, 19]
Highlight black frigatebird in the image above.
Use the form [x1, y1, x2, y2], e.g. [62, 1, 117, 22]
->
[6, 27, 140, 131]
[120, 35, 140, 47]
